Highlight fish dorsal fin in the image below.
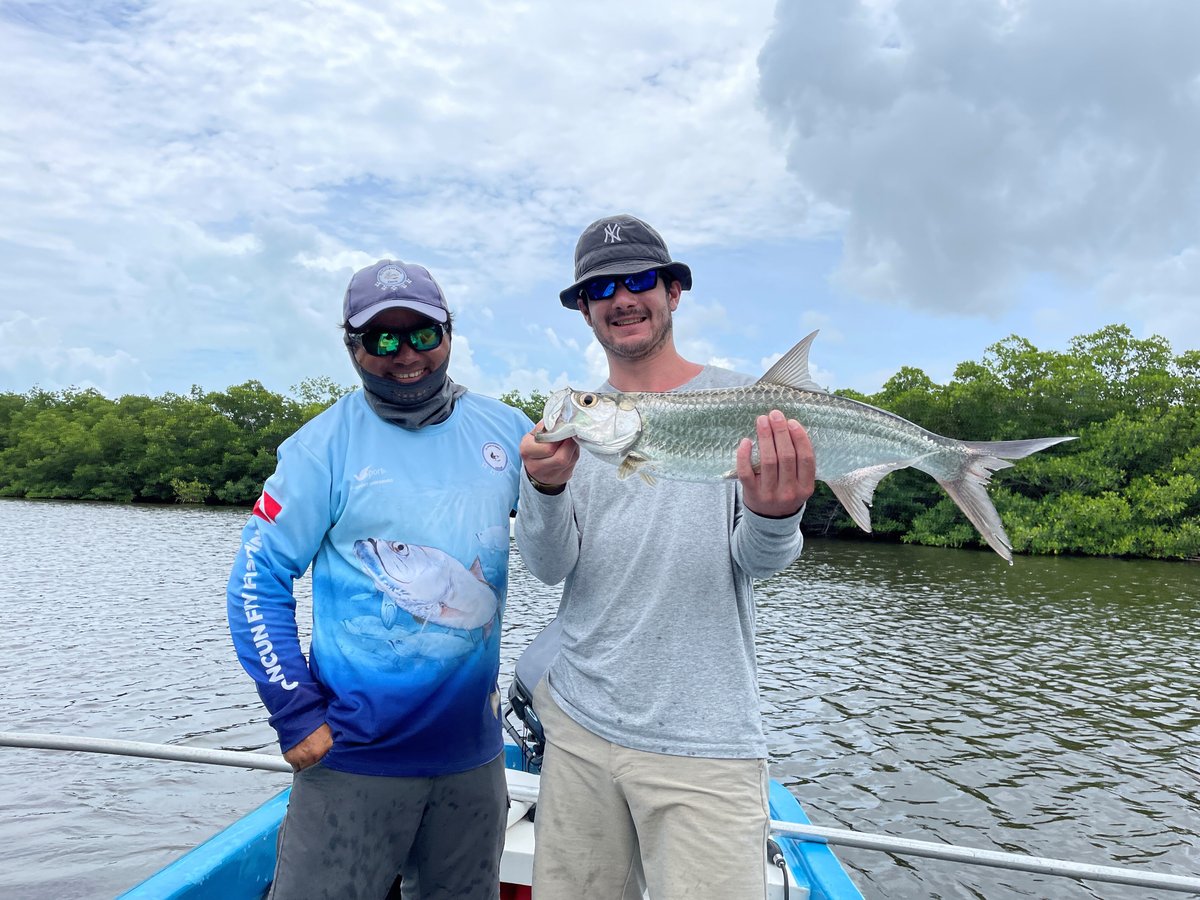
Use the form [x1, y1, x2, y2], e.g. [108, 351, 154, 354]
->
[469, 557, 489, 585]
[757, 330, 824, 392]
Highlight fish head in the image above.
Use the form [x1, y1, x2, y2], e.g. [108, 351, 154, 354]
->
[536, 388, 642, 457]
[354, 538, 424, 592]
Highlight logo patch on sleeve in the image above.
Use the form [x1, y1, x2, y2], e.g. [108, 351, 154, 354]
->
[252, 490, 282, 524]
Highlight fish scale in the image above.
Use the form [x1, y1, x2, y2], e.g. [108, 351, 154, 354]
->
[537, 331, 1075, 564]
[623, 385, 955, 483]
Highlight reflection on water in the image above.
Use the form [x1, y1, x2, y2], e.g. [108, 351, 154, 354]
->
[758, 540, 1200, 898]
[0, 499, 1196, 898]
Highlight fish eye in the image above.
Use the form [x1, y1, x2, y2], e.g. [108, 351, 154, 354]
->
[578, 393, 598, 408]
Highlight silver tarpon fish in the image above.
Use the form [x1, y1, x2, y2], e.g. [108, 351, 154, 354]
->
[536, 331, 1075, 564]
[354, 539, 499, 630]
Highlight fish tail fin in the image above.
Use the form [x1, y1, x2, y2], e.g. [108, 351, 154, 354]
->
[936, 436, 1074, 565]
[960, 436, 1077, 458]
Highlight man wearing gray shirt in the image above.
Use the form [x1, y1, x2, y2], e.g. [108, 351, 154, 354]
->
[516, 214, 815, 900]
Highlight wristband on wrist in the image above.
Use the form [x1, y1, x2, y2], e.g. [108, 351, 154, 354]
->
[526, 471, 566, 495]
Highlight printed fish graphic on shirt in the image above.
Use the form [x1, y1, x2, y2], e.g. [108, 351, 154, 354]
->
[474, 524, 510, 554]
[354, 539, 500, 631]
[341, 615, 476, 663]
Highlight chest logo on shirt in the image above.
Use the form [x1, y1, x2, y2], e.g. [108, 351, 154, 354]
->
[482, 442, 508, 471]
[352, 465, 394, 489]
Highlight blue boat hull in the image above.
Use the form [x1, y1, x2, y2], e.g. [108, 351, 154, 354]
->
[119, 788, 287, 900]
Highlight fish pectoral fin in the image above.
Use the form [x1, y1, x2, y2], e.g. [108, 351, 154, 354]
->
[827, 459, 916, 532]
[617, 452, 654, 484]
[381, 599, 398, 629]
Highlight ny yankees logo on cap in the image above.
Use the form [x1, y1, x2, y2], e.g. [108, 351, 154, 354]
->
[559, 214, 693, 309]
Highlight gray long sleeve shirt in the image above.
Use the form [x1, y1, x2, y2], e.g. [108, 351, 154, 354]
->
[514, 366, 804, 759]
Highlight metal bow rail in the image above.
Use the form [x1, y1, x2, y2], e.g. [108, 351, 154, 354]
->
[3, 731, 1199, 895]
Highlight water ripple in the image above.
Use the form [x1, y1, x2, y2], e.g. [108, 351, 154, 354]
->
[1, 500, 1197, 898]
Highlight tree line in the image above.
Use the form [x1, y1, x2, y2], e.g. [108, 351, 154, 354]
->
[0, 377, 352, 506]
[1, 325, 1196, 560]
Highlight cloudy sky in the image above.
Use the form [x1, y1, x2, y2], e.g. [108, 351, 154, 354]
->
[2, 0, 1197, 405]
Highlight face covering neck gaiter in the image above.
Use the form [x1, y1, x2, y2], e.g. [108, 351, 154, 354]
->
[345, 342, 466, 430]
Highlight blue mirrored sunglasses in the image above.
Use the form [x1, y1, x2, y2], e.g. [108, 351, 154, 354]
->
[351, 323, 445, 356]
[579, 269, 659, 302]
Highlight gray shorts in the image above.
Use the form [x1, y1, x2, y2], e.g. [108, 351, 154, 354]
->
[268, 753, 507, 900]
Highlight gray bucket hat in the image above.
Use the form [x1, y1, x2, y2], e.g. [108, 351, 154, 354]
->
[559, 214, 693, 308]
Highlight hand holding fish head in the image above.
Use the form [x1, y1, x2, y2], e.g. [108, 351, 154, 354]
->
[520, 423, 579, 489]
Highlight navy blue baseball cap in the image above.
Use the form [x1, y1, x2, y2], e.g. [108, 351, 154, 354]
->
[343, 259, 449, 328]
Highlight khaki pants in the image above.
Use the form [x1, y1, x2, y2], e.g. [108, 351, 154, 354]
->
[532, 679, 770, 900]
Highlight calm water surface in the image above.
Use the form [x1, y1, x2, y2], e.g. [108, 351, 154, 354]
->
[0, 498, 1196, 898]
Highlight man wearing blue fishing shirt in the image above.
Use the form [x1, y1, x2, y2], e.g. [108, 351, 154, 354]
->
[516, 214, 815, 900]
[227, 259, 532, 900]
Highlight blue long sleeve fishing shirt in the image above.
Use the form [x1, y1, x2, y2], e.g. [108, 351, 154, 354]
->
[227, 389, 531, 776]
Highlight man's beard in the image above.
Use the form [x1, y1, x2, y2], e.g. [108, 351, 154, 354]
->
[594, 311, 674, 360]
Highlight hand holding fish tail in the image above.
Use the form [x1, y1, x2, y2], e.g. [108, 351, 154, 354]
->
[738, 410, 815, 518]
[520, 423, 580, 491]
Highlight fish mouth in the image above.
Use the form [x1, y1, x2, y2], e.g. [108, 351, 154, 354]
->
[536, 388, 575, 442]
[535, 424, 576, 443]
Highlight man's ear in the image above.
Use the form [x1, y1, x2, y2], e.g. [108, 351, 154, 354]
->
[667, 280, 681, 311]
[579, 299, 593, 326]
